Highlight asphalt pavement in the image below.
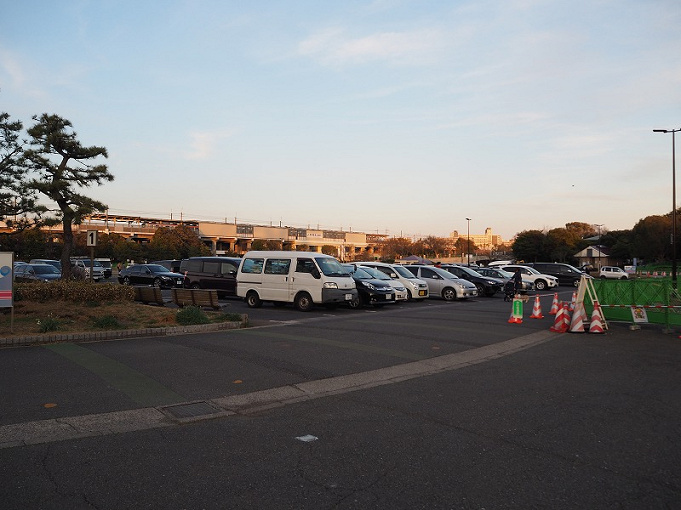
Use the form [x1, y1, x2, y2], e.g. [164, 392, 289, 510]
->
[1, 290, 680, 509]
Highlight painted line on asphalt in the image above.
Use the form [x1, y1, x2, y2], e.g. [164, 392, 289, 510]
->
[0, 330, 558, 449]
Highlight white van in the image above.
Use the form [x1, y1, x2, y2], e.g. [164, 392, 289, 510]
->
[236, 251, 358, 311]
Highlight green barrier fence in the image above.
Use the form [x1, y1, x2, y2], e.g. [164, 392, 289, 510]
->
[583, 279, 681, 328]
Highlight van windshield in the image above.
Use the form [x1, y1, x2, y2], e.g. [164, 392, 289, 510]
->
[315, 257, 350, 277]
[393, 265, 414, 279]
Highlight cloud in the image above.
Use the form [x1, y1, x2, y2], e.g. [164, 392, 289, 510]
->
[298, 27, 445, 66]
[184, 130, 234, 160]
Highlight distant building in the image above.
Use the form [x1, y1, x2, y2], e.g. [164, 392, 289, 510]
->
[449, 227, 504, 250]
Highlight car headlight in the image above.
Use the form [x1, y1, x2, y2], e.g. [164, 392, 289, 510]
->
[363, 282, 376, 291]
[323, 282, 338, 289]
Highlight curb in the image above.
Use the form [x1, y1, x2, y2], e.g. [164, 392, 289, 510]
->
[0, 315, 249, 348]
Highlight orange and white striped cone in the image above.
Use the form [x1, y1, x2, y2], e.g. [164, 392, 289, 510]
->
[549, 293, 559, 315]
[549, 302, 568, 332]
[561, 303, 572, 331]
[569, 292, 577, 311]
[530, 296, 544, 319]
[569, 303, 587, 333]
[588, 304, 605, 334]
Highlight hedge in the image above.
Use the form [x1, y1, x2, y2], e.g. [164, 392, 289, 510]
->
[14, 281, 135, 303]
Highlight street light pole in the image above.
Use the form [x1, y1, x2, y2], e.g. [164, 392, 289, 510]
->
[595, 223, 603, 271]
[654, 128, 680, 287]
[465, 217, 471, 266]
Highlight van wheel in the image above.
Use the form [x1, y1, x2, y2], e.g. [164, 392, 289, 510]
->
[535, 280, 547, 291]
[245, 291, 262, 308]
[347, 295, 362, 309]
[294, 292, 313, 312]
[442, 287, 456, 301]
[573, 279, 580, 287]
[406, 290, 413, 301]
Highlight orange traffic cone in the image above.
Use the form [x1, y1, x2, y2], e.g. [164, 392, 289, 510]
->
[550, 302, 568, 332]
[569, 303, 587, 333]
[530, 296, 544, 319]
[588, 304, 605, 334]
[549, 293, 559, 315]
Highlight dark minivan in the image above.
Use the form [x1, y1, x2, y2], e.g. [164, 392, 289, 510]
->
[526, 262, 586, 287]
[180, 257, 241, 296]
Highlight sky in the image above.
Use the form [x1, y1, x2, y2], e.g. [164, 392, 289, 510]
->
[1, 0, 680, 242]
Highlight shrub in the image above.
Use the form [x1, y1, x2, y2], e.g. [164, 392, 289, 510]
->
[15, 281, 134, 303]
[36, 314, 60, 333]
[176, 306, 210, 325]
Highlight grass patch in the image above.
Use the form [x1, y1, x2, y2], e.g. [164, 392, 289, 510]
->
[91, 315, 122, 329]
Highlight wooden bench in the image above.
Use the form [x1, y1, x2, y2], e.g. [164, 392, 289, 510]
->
[172, 288, 220, 310]
[133, 286, 165, 306]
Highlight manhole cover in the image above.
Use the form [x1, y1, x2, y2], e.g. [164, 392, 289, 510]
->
[161, 401, 222, 420]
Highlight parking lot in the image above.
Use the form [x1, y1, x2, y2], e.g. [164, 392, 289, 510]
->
[2, 286, 681, 508]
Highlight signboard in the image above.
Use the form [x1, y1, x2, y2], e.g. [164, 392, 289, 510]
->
[0, 252, 13, 307]
[631, 306, 648, 323]
[86, 230, 98, 247]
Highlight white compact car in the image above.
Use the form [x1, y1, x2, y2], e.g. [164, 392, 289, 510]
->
[499, 264, 559, 291]
[599, 266, 629, 280]
[361, 262, 430, 301]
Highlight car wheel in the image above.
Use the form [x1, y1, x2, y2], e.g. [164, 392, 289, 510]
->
[153, 278, 163, 288]
[347, 295, 362, 309]
[245, 291, 262, 308]
[406, 290, 413, 301]
[123, 276, 131, 285]
[442, 287, 456, 301]
[600, 275, 607, 279]
[620, 276, 627, 280]
[475, 284, 485, 296]
[191, 283, 201, 289]
[535, 280, 547, 291]
[294, 292, 313, 311]
[572, 279, 580, 287]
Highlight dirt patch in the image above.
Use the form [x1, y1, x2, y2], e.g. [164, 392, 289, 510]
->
[0, 300, 239, 337]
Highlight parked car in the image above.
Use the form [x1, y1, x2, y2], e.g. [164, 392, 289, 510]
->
[403, 265, 478, 300]
[440, 264, 505, 297]
[180, 257, 241, 296]
[498, 264, 558, 291]
[357, 265, 407, 301]
[14, 263, 62, 282]
[599, 266, 629, 280]
[152, 259, 182, 274]
[29, 259, 62, 273]
[526, 262, 587, 287]
[361, 261, 429, 301]
[95, 258, 113, 279]
[475, 267, 534, 292]
[70, 258, 105, 281]
[342, 264, 396, 308]
[118, 263, 185, 288]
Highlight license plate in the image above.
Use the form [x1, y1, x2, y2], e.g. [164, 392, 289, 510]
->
[386, 294, 393, 300]
[344, 294, 353, 300]
[419, 290, 427, 296]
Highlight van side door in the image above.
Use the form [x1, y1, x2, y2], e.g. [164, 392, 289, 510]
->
[262, 258, 293, 302]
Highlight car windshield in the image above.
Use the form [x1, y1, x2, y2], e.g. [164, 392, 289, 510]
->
[458, 266, 483, 277]
[343, 265, 372, 279]
[33, 265, 60, 275]
[360, 266, 391, 280]
[432, 267, 458, 280]
[519, 266, 541, 275]
[81, 260, 103, 267]
[392, 265, 414, 279]
[315, 257, 350, 277]
[146, 264, 170, 273]
[495, 269, 513, 278]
